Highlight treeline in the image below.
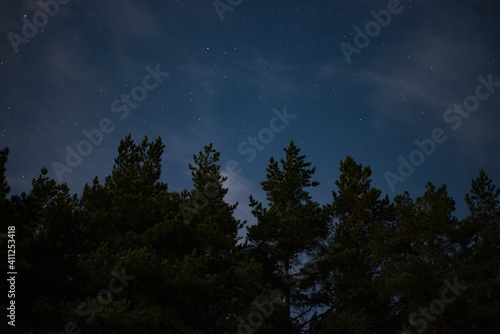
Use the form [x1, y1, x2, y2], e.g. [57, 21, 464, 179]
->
[1, 135, 499, 334]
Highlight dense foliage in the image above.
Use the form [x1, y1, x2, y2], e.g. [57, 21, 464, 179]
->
[1, 136, 499, 333]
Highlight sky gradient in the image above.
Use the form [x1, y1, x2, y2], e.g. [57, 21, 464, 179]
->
[1, 0, 500, 226]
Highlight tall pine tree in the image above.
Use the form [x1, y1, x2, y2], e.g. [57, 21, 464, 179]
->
[247, 140, 328, 333]
[455, 170, 500, 333]
[318, 156, 393, 333]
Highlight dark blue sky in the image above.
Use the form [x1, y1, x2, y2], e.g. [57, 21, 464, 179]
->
[1, 0, 499, 225]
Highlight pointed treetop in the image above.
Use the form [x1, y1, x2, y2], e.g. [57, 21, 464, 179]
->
[107, 134, 165, 190]
[334, 155, 372, 196]
[465, 169, 500, 218]
[261, 140, 318, 208]
[189, 143, 226, 196]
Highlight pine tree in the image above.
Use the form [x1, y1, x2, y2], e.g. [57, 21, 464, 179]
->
[247, 140, 328, 333]
[318, 156, 393, 333]
[455, 170, 500, 333]
[186, 143, 244, 259]
[382, 183, 461, 333]
[78, 134, 169, 332]
[7, 168, 84, 333]
[168, 143, 260, 333]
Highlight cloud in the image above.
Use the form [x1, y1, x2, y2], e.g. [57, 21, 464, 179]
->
[338, 1, 500, 153]
[221, 170, 262, 227]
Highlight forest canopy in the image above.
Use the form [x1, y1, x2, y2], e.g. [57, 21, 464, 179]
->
[1, 135, 499, 334]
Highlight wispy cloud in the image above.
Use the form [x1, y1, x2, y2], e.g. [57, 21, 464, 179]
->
[341, 2, 499, 152]
[222, 170, 262, 227]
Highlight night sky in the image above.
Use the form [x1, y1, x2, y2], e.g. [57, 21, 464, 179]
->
[1, 0, 500, 226]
